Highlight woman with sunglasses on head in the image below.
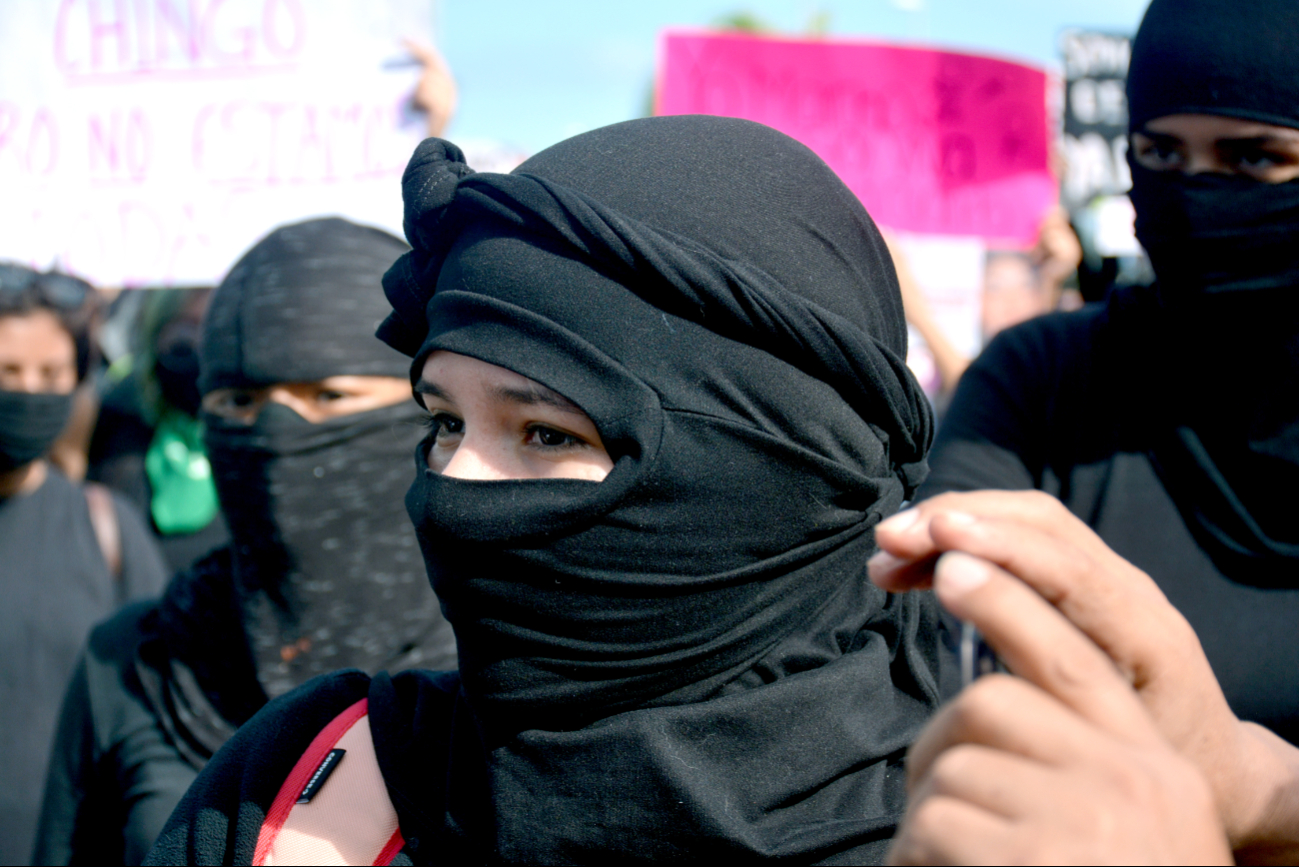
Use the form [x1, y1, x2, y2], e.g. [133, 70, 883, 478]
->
[0, 263, 169, 865]
[147, 116, 952, 866]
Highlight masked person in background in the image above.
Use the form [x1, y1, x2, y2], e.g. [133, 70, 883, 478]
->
[33, 219, 458, 866]
[0, 264, 169, 866]
[917, 0, 1299, 746]
[147, 116, 951, 866]
[89, 287, 230, 573]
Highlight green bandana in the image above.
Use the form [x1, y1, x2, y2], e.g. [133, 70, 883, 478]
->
[145, 411, 218, 535]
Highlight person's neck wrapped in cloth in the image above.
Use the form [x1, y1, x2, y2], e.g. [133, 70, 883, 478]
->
[376, 115, 948, 862]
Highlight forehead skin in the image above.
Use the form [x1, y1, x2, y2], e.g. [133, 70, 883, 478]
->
[0, 311, 77, 377]
[1144, 114, 1299, 144]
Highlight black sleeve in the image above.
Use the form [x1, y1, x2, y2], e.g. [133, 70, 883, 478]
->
[33, 605, 203, 866]
[916, 313, 1082, 500]
[144, 671, 371, 866]
[31, 654, 102, 866]
[112, 494, 170, 601]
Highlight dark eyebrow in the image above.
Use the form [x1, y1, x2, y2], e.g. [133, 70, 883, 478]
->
[413, 378, 585, 415]
[487, 383, 585, 414]
[1137, 130, 1184, 146]
[413, 380, 450, 402]
[1217, 135, 1299, 148]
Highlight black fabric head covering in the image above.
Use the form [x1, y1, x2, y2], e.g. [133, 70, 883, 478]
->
[196, 217, 456, 700]
[1128, 0, 1299, 132]
[1119, 0, 1299, 585]
[377, 117, 947, 862]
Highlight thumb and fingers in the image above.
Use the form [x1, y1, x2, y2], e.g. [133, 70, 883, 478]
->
[871, 490, 1130, 590]
[891, 554, 1232, 864]
[909, 552, 1166, 774]
[876, 504, 1198, 691]
[871, 492, 1260, 847]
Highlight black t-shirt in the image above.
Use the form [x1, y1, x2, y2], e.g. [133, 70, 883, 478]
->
[0, 468, 167, 864]
[918, 305, 1299, 741]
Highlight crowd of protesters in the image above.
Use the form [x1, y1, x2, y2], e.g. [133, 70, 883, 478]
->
[2, 0, 1298, 863]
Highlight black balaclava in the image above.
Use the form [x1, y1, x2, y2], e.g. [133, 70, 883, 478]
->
[1123, 0, 1299, 583]
[0, 391, 72, 474]
[379, 116, 934, 733]
[201, 217, 456, 698]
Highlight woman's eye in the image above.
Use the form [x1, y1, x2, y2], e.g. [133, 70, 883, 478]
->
[1140, 142, 1182, 169]
[230, 391, 257, 408]
[427, 413, 464, 441]
[1234, 149, 1284, 171]
[527, 425, 580, 448]
[316, 390, 347, 403]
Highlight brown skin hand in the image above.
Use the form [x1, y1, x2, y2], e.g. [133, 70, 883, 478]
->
[871, 491, 1299, 865]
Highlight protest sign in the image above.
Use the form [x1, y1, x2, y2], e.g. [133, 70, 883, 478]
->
[1058, 29, 1140, 259]
[1058, 29, 1130, 209]
[657, 31, 1055, 246]
[0, 0, 431, 286]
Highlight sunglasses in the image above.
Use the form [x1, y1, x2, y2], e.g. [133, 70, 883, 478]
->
[0, 264, 94, 311]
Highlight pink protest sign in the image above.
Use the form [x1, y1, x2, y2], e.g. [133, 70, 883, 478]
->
[658, 32, 1055, 245]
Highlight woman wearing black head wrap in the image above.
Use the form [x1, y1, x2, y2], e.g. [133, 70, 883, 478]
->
[918, 0, 1299, 743]
[146, 117, 951, 865]
[34, 218, 457, 865]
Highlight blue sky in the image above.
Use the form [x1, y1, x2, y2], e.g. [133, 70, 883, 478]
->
[435, 0, 1149, 155]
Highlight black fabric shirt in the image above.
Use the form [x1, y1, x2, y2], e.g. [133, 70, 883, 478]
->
[33, 545, 461, 866]
[918, 304, 1299, 741]
[148, 649, 958, 867]
[33, 602, 202, 866]
[0, 468, 167, 865]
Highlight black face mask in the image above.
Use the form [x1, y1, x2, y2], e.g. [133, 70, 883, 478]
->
[1125, 162, 1299, 583]
[155, 338, 203, 417]
[204, 400, 448, 697]
[0, 390, 73, 474]
[1129, 162, 1299, 297]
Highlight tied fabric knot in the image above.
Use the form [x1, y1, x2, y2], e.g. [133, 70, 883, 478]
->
[380, 133, 932, 498]
[401, 139, 476, 254]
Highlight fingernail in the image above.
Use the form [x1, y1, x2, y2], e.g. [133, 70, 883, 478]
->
[879, 508, 921, 534]
[935, 552, 990, 599]
[867, 550, 905, 575]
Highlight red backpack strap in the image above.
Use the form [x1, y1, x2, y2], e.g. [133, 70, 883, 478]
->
[253, 698, 405, 866]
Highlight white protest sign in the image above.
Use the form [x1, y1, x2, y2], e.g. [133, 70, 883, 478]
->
[0, 0, 431, 287]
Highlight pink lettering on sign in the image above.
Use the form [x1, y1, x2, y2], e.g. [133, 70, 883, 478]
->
[54, 0, 305, 84]
[657, 32, 1056, 245]
[0, 104, 61, 175]
[191, 98, 409, 186]
[89, 109, 152, 182]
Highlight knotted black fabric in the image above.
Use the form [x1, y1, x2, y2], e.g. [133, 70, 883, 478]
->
[376, 116, 948, 861]
[192, 217, 455, 701]
[1121, 0, 1299, 585]
[0, 390, 72, 473]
